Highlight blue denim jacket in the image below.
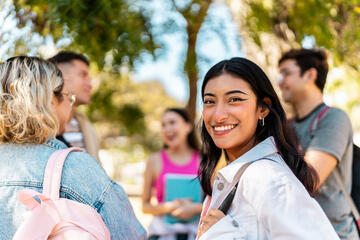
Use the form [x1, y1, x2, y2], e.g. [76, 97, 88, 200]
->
[0, 138, 146, 239]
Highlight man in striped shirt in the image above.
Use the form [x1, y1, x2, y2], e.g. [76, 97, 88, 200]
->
[49, 51, 100, 163]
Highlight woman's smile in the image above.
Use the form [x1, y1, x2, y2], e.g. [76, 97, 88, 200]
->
[212, 124, 238, 135]
[203, 73, 262, 155]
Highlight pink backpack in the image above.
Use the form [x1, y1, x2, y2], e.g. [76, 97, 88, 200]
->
[13, 147, 111, 240]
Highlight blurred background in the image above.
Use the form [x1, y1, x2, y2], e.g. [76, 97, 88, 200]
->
[1, 0, 360, 228]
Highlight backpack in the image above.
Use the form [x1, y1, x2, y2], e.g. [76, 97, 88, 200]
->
[309, 105, 360, 229]
[13, 147, 111, 240]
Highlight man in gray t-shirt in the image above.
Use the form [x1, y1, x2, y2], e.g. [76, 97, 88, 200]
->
[278, 48, 357, 239]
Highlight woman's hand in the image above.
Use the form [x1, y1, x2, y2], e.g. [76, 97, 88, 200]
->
[170, 199, 202, 220]
[197, 209, 225, 238]
[163, 199, 182, 213]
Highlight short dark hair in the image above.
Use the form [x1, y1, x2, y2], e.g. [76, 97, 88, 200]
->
[278, 48, 328, 92]
[48, 51, 89, 66]
[199, 57, 318, 196]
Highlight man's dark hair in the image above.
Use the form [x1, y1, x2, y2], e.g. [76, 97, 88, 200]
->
[278, 48, 328, 92]
[48, 51, 89, 66]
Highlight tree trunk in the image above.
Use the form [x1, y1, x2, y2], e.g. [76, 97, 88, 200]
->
[180, 1, 211, 123]
[185, 30, 198, 122]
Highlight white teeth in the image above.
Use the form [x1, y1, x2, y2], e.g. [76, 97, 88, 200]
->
[214, 124, 236, 132]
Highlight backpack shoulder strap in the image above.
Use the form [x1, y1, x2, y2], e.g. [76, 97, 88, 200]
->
[217, 161, 253, 214]
[42, 147, 83, 199]
[333, 168, 360, 228]
[308, 106, 331, 135]
[217, 157, 277, 214]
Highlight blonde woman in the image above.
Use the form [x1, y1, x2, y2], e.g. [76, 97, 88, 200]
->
[0, 56, 146, 239]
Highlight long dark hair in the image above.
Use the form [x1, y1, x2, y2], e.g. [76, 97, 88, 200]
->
[164, 108, 199, 151]
[199, 57, 318, 196]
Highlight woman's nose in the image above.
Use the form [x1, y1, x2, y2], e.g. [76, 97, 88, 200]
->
[214, 104, 228, 123]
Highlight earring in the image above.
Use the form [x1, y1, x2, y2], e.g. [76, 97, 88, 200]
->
[260, 117, 265, 127]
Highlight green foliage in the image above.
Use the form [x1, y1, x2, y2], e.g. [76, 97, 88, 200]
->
[85, 70, 179, 151]
[87, 73, 147, 136]
[9, 0, 216, 122]
[169, 0, 212, 121]
[245, 0, 360, 67]
[13, 0, 157, 68]
[238, 0, 360, 130]
[118, 104, 146, 135]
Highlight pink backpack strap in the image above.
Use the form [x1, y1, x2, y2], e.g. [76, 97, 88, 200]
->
[18, 189, 50, 210]
[42, 147, 83, 200]
[308, 106, 331, 135]
[199, 196, 211, 225]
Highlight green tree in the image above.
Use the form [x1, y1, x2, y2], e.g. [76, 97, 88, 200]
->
[228, 0, 360, 125]
[10, 0, 157, 67]
[5, 0, 232, 124]
[135, 0, 214, 121]
[86, 69, 179, 151]
[241, 0, 360, 67]
[170, 0, 212, 121]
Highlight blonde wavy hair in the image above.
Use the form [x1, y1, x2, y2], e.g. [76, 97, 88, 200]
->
[0, 56, 64, 144]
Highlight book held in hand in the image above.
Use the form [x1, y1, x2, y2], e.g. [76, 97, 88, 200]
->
[164, 173, 203, 224]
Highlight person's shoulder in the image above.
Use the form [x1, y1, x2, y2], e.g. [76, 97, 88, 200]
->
[74, 110, 88, 119]
[74, 110, 92, 124]
[62, 150, 111, 195]
[242, 156, 296, 189]
[321, 106, 352, 130]
[240, 157, 308, 207]
[65, 150, 105, 173]
[146, 151, 162, 174]
[325, 106, 351, 121]
[147, 151, 162, 163]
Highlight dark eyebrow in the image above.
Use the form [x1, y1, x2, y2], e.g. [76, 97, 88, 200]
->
[226, 90, 248, 95]
[204, 93, 215, 97]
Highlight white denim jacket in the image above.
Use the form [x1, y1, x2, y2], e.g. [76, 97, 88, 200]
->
[198, 137, 339, 240]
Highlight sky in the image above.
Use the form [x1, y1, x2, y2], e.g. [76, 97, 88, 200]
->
[132, 2, 243, 105]
[0, 0, 349, 116]
[0, 1, 242, 108]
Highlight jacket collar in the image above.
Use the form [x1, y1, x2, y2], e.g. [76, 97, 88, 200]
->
[218, 136, 278, 183]
[46, 137, 68, 150]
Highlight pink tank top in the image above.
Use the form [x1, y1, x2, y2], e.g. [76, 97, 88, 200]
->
[154, 150, 199, 203]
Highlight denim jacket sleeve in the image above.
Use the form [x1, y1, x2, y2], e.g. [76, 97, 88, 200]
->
[0, 139, 147, 239]
[98, 180, 147, 240]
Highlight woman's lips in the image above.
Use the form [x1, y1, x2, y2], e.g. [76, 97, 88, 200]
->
[212, 124, 237, 135]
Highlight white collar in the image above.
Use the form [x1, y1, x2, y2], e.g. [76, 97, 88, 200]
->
[218, 136, 278, 183]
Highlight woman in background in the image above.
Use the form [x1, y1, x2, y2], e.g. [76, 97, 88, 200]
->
[142, 108, 202, 240]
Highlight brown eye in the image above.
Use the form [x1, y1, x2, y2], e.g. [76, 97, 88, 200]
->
[203, 99, 214, 104]
[229, 97, 246, 103]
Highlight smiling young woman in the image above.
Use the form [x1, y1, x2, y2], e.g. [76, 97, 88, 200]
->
[203, 73, 267, 161]
[196, 57, 339, 240]
[142, 108, 203, 240]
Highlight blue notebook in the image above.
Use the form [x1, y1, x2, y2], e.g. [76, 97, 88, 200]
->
[164, 173, 202, 224]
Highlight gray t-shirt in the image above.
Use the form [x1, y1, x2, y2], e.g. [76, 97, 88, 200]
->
[292, 103, 357, 240]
